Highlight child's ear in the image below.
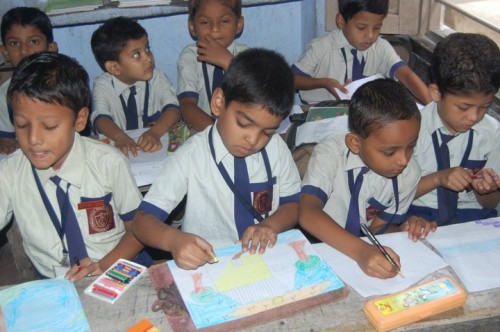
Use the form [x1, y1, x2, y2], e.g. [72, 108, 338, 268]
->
[75, 107, 89, 132]
[336, 13, 346, 29]
[104, 61, 121, 76]
[236, 16, 244, 35]
[210, 88, 225, 117]
[345, 132, 362, 154]
[0, 45, 9, 62]
[188, 20, 197, 38]
[47, 41, 58, 53]
[429, 84, 441, 102]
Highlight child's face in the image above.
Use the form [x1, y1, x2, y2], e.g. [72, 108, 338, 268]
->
[189, 0, 244, 49]
[107, 36, 154, 85]
[12, 93, 88, 170]
[346, 118, 420, 178]
[431, 85, 495, 135]
[0, 24, 57, 67]
[211, 88, 282, 158]
[336, 11, 385, 51]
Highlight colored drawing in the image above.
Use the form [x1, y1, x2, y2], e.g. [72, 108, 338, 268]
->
[168, 229, 345, 329]
[0, 278, 90, 331]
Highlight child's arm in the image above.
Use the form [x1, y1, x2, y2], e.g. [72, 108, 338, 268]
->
[179, 96, 214, 132]
[294, 74, 348, 100]
[65, 225, 144, 282]
[0, 137, 18, 154]
[95, 117, 139, 157]
[137, 107, 181, 152]
[196, 34, 235, 71]
[299, 193, 400, 279]
[395, 65, 432, 105]
[415, 167, 474, 198]
[132, 210, 216, 269]
[240, 202, 298, 255]
[471, 168, 500, 208]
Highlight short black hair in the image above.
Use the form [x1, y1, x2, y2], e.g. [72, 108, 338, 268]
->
[431, 32, 500, 97]
[7, 52, 90, 119]
[348, 79, 420, 138]
[91, 16, 147, 72]
[188, 0, 242, 21]
[338, 0, 389, 22]
[220, 48, 294, 118]
[1, 7, 54, 45]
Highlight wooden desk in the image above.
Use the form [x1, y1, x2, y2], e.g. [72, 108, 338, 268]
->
[73, 266, 500, 331]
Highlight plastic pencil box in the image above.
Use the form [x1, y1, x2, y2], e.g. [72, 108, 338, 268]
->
[363, 276, 468, 331]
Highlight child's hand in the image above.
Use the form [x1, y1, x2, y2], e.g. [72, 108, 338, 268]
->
[114, 134, 139, 157]
[196, 34, 233, 69]
[438, 166, 473, 192]
[171, 232, 217, 270]
[399, 216, 437, 241]
[65, 257, 103, 282]
[137, 129, 162, 153]
[240, 224, 278, 255]
[471, 168, 500, 194]
[358, 244, 400, 279]
[323, 78, 348, 101]
[0, 137, 19, 155]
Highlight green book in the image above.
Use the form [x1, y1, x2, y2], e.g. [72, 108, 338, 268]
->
[305, 106, 349, 122]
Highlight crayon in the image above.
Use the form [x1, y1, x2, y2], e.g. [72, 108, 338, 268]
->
[92, 284, 118, 299]
[106, 269, 130, 283]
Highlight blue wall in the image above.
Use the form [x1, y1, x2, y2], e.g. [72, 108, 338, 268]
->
[51, 0, 326, 88]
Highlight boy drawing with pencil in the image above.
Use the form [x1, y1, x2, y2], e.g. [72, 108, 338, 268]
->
[0, 52, 149, 280]
[299, 79, 436, 279]
[133, 48, 301, 270]
[409, 33, 500, 224]
[292, 0, 431, 105]
[0, 7, 58, 154]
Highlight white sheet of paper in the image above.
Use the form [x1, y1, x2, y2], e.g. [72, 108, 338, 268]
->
[295, 114, 349, 146]
[426, 218, 500, 293]
[313, 232, 448, 297]
[334, 74, 384, 100]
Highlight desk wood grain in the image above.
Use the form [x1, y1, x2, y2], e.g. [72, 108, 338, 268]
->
[72, 266, 500, 332]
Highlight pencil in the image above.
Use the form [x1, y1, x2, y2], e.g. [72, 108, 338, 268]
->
[74, 256, 83, 272]
[361, 224, 404, 278]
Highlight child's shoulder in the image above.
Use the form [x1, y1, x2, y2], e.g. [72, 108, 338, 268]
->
[80, 135, 128, 164]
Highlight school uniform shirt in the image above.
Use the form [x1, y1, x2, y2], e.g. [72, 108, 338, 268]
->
[292, 29, 405, 104]
[411, 102, 500, 211]
[177, 41, 248, 116]
[0, 78, 15, 139]
[139, 123, 301, 249]
[301, 134, 420, 229]
[91, 68, 179, 133]
[0, 134, 142, 277]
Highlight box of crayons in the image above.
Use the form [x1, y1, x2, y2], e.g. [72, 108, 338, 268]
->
[84, 258, 146, 304]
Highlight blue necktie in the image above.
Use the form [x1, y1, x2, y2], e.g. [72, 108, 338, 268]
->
[125, 86, 138, 130]
[50, 176, 88, 261]
[437, 132, 458, 224]
[233, 157, 254, 238]
[351, 49, 365, 81]
[345, 167, 369, 236]
[212, 66, 224, 94]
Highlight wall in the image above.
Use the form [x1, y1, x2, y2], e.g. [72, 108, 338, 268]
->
[50, 0, 325, 88]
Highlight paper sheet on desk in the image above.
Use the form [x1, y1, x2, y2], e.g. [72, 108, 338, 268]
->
[277, 105, 303, 135]
[313, 232, 448, 297]
[334, 74, 384, 100]
[295, 115, 349, 146]
[426, 218, 500, 292]
[102, 128, 169, 187]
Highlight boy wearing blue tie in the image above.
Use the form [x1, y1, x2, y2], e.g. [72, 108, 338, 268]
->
[292, 0, 431, 105]
[133, 48, 301, 270]
[0, 52, 148, 280]
[177, 0, 247, 132]
[409, 33, 500, 224]
[299, 79, 436, 279]
[91, 17, 180, 156]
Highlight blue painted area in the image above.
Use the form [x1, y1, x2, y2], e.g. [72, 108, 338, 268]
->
[437, 237, 500, 257]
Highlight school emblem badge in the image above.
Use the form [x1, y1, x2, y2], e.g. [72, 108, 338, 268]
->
[253, 190, 273, 215]
[87, 205, 116, 234]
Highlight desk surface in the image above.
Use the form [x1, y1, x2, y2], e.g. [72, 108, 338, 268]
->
[72, 265, 500, 332]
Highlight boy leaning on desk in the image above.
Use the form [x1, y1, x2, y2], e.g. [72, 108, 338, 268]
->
[0, 52, 151, 281]
[132, 48, 302, 270]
